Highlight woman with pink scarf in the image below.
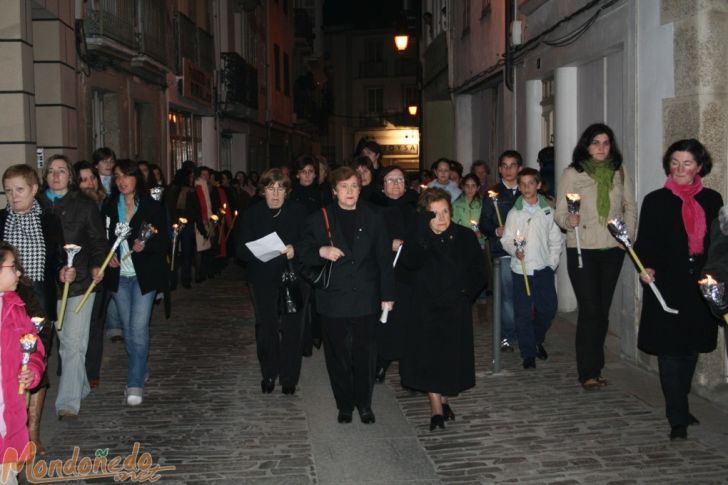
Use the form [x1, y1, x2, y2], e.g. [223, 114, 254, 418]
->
[634, 139, 723, 441]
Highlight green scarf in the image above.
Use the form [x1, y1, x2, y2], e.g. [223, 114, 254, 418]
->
[580, 158, 614, 224]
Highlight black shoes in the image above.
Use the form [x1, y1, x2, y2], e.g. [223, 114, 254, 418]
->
[375, 367, 386, 383]
[670, 425, 687, 440]
[282, 386, 296, 395]
[337, 410, 353, 423]
[429, 415, 445, 431]
[260, 378, 275, 394]
[358, 407, 376, 424]
[442, 403, 455, 421]
[536, 344, 548, 361]
[689, 413, 700, 425]
[523, 358, 536, 369]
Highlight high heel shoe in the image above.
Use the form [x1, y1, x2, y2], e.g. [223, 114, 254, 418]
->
[260, 378, 275, 394]
[429, 415, 445, 431]
[442, 403, 455, 421]
[375, 367, 386, 383]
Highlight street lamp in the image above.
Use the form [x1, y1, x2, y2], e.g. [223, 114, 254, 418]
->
[394, 34, 409, 51]
[408, 104, 418, 116]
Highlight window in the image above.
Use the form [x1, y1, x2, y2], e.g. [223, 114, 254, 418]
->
[283, 52, 290, 96]
[541, 78, 554, 146]
[169, 111, 203, 169]
[274, 44, 281, 91]
[367, 87, 383, 114]
[481, 0, 491, 18]
[364, 39, 383, 62]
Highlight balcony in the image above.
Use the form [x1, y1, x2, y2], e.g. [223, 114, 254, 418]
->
[358, 61, 387, 78]
[220, 52, 259, 114]
[175, 13, 214, 75]
[82, 0, 172, 76]
[395, 58, 418, 77]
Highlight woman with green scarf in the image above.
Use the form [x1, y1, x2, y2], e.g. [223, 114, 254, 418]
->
[555, 123, 637, 391]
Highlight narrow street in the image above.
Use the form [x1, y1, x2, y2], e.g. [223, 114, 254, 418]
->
[32, 265, 728, 484]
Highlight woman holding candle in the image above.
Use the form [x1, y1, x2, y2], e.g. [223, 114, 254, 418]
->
[399, 188, 487, 431]
[236, 168, 308, 395]
[372, 165, 418, 383]
[555, 123, 637, 390]
[0, 243, 46, 481]
[634, 139, 722, 440]
[298, 166, 395, 424]
[39, 154, 107, 418]
[103, 159, 169, 406]
[0, 165, 62, 454]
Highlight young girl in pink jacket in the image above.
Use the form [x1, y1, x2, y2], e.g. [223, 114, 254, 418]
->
[0, 242, 45, 480]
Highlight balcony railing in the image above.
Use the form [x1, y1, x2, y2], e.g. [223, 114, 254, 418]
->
[176, 13, 197, 72]
[359, 61, 387, 78]
[85, 0, 136, 48]
[137, 0, 167, 63]
[220, 52, 259, 111]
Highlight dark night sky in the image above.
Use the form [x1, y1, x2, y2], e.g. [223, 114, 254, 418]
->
[323, 0, 405, 29]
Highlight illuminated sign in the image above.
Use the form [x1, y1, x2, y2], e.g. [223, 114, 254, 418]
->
[382, 144, 419, 156]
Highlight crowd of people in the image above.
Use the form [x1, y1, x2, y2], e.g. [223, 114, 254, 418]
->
[1, 124, 728, 483]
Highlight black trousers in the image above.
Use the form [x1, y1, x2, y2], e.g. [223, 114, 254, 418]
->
[250, 282, 305, 388]
[658, 353, 698, 427]
[567, 247, 625, 383]
[321, 313, 377, 413]
[85, 286, 110, 381]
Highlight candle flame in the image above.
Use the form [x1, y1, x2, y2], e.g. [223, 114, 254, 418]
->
[488, 190, 498, 199]
[220, 208, 227, 215]
[470, 220, 478, 225]
[178, 217, 188, 224]
[699, 274, 718, 285]
[419, 184, 428, 189]
[234, 210, 239, 216]
[515, 229, 524, 241]
[566, 193, 581, 201]
[31, 317, 44, 324]
[210, 215, 219, 221]
[172, 224, 178, 230]
[223, 203, 227, 209]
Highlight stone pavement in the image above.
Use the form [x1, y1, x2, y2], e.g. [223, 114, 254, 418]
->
[26, 265, 728, 484]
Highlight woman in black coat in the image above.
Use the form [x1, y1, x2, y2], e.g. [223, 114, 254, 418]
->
[236, 168, 308, 395]
[297, 166, 395, 425]
[372, 165, 418, 382]
[634, 139, 723, 440]
[399, 188, 487, 431]
[103, 159, 169, 407]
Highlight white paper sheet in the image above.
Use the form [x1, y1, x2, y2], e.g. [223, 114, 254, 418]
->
[245, 232, 287, 262]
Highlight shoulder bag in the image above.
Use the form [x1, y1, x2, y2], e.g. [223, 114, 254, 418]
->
[300, 207, 334, 289]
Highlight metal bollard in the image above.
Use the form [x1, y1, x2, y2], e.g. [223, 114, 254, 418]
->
[492, 258, 502, 373]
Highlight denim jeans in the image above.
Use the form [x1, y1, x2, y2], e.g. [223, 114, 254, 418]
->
[498, 257, 516, 342]
[513, 267, 558, 360]
[105, 297, 122, 338]
[55, 293, 94, 414]
[112, 276, 156, 389]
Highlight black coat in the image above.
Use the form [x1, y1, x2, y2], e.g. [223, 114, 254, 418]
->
[297, 202, 395, 318]
[290, 182, 326, 215]
[101, 195, 170, 295]
[399, 220, 487, 395]
[478, 181, 520, 258]
[40, 191, 108, 298]
[0, 207, 63, 319]
[235, 200, 308, 286]
[635, 187, 723, 355]
[375, 191, 418, 360]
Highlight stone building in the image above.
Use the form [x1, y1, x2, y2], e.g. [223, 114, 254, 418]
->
[435, 0, 728, 400]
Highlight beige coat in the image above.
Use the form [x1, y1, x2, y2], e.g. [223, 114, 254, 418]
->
[554, 165, 637, 249]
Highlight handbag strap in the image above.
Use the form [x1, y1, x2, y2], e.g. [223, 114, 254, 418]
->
[321, 207, 333, 245]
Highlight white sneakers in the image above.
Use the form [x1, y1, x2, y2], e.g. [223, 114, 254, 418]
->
[125, 387, 143, 406]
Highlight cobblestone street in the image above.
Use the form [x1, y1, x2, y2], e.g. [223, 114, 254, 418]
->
[31, 265, 728, 484]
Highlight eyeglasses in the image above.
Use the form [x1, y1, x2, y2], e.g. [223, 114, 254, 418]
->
[265, 186, 286, 193]
[0, 263, 19, 273]
[384, 177, 405, 185]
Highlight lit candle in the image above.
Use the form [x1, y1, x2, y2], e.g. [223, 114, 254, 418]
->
[57, 244, 81, 331]
[565, 193, 583, 269]
[514, 230, 531, 296]
[122, 222, 158, 261]
[18, 334, 38, 394]
[170, 218, 188, 270]
[225, 210, 239, 243]
[488, 190, 503, 226]
[698, 274, 728, 325]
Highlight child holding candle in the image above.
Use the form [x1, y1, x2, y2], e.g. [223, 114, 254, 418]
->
[502, 169, 563, 369]
[0, 243, 46, 480]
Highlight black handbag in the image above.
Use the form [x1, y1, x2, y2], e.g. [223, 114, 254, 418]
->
[300, 207, 334, 289]
[278, 261, 302, 315]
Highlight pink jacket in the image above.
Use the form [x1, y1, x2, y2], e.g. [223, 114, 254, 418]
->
[1, 291, 45, 464]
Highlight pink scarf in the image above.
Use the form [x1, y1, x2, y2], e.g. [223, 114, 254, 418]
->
[664, 175, 706, 255]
